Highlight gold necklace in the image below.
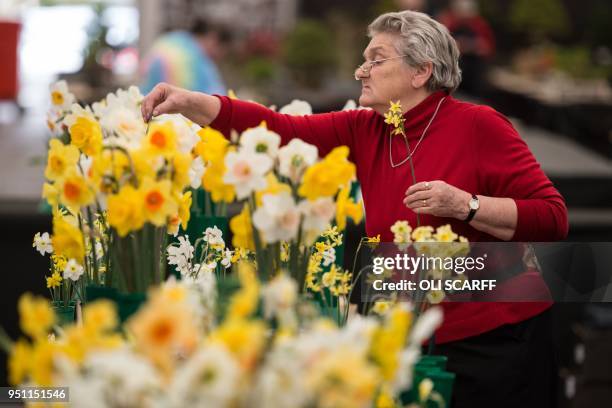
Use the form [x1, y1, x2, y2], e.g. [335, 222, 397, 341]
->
[389, 96, 446, 168]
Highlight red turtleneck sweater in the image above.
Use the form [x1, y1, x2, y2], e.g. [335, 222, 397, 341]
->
[210, 91, 568, 343]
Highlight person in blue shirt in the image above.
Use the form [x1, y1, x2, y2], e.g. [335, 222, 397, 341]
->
[140, 19, 232, 95]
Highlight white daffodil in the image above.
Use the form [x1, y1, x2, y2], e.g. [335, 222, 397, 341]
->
[410, 306, 443, 345]
[63, 103, 97, 128]
[223, 150, 272, 199]
[33, 232, 53, 255]
[49, 80, 75, 112]
[99, 108, 146, 149]
[322, 247, 336, 267]
[198, 261, 217, 274]
[73, 348, 161, 408]
[279, 99, 313, 115]
[63, 259, 84, 281]
[221, 248, 233, 269]
[298, 197, 335, 238]
[168, 345, 240, 408]
[203, 226, 224, 247]
[161, 114, 200, 154]
[278, 139, 318, 183]
[167, 236, 194, 276]
[252, 192, 300, 243]
[189, 156, 205, 189]
[239, 126, 281, 158]
[261, 273, 298, 325]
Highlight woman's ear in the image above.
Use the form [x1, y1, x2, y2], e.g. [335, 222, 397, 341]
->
[411, 62, 433, 89]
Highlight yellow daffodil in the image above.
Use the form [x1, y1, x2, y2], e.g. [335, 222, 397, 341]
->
[336, 183, 363, 231]
[170, 152, 192, 190]
[46, 272, 62, 288]
[299, 146, 355, 200]
[42, 182, 59, 207]
[140, 178, 177, 227]
[196, 127, 229, 163]
[433, 224, 458, 242]
[411, 226, 434, 242]
[44, 139, 80, 181]
[209, 318, 266, 372]
[69, 115, 103, 156]
[8, 339, 31, 385]
[51, 214, 85, 263]
[144, 121, 178, 158]
[230, 204, 255, 250]
[58, 169, 95, 209]
[18, 293, 55, 340]
[202, 162, 236, 203]
[83, 300, 118, 334]
[177, 190, 192, 230]
[29, 341, 58, 386]
[107, 185, 145, 237]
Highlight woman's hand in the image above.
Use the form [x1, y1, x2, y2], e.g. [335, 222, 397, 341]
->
[140, 82, 221, 126]
[403, 180, 471, 220]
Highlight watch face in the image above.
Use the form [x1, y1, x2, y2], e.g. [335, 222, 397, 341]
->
[469, 197, 479, 210]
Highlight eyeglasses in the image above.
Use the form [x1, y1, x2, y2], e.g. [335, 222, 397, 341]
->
[354, 55, 409, 80]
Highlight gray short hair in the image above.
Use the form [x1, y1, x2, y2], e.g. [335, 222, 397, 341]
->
[368, 11, 462, 93]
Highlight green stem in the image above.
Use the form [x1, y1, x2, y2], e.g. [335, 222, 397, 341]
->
[408, 155, 421, 227]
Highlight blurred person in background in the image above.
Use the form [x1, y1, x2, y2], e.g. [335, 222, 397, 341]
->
[140, 18, 232, 95]
[438, 0, 495, 95]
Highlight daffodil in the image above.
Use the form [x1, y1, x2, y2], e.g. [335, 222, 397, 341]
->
[223, 149, 272, 200]
[230, 204, 255, 251]
[45, 271, 62, 288]
[335, 183, 363, 231]
[239, 124, 281, 158]
[58, 169, 95, 209]
[51, 214, 85, 263]
[44, 139, 80, 181]
[278, 138, 318, 184]
[298, 146, 355, 200]
[107, 185, 145, 237]
[8, 339, 31, 385]
[65, 104, 103, 156]
[33, 232, 53, 255]
[144, 121, 178, 158]
[18, 293, 55, 340]
[252, 192, 301, 243]
[49, 80, 75, 112]
[433, 224, 458, 242]
[177, 190, 192, 230]
[140, 178, 177, 227]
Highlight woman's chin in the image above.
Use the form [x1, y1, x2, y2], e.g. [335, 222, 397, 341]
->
[358, 94, 373, 108]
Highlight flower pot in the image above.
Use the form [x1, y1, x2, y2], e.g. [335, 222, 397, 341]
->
[52, 301, 75, 325]
[85, 285, 118, 303]
[401, 358, 455, 407]
[115, 292, 147, 323]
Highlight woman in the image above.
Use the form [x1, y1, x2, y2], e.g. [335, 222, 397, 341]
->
[142, 11, 567, 407]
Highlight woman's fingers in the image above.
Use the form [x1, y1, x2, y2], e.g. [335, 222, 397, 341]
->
[405, 180, 435, 195]
[142, 83, 169, 122]
[403, 190, 431, 206]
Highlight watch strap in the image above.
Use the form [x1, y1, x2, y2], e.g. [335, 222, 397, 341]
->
[465, 194, 478, 222]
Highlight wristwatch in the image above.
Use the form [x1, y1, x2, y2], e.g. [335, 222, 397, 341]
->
[465, 194, 479, 222]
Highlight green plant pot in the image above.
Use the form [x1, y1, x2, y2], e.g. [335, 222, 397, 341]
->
[85, 285, 118, 303]
[52, 301, 75, 325]
[401, 362, 455, 407]
[115, 292, 147, 323]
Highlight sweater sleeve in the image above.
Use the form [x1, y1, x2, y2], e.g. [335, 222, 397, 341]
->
[209, 96, 358, 158]
[474, 106, 569, 241]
